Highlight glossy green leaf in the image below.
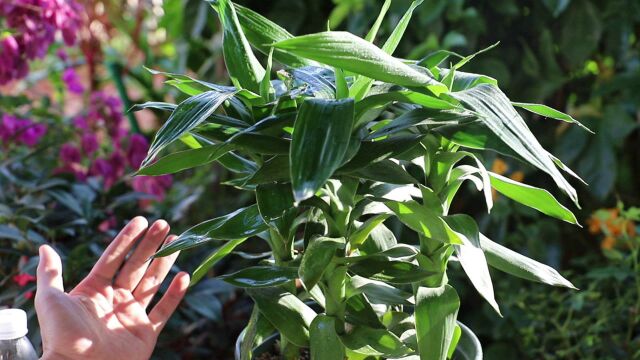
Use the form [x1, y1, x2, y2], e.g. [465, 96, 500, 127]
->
[299, 236, 345, 290]
[274, 31, 447, 95]
[255, 183, 295, 222]
[366, 108, 474, 140]
[479, 234, 576, 289]
[341, 325, 411, 357]
[128, 101, 176, 113]
[215, 0, 265, 92]
[451, 84, 579, 206]
[247, 287, 316, 347]
[512, 102, 593, 133]
[490, 172, 578, 224]
[154, 204, 267, 257]
[444, 214, 500, 314]
[220, 265, 298, 287]
[310, 315, 346, 360]
[244, 156, 290, 185]
[349, 258, 434, 284]
[290, 98, 355, 203]
[142, 90, 236, 168]
[346, 244, 418, 263]
[355, 91, 455, 127]
[415, 284, 460, 360]
[137, 143, 231, 176]
[190, 238, 247, 286]
[385, 201, 463, 244]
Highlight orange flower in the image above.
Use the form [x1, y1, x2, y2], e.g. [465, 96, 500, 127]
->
[509, 171, 525, 183]
[491, 158, 508, 175]
[587, 217, 601, 235]
[601, 236, 616, 250]
[624, 220, 636, 236]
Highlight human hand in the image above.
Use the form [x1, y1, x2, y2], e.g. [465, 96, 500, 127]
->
[35, 217, 189, 360]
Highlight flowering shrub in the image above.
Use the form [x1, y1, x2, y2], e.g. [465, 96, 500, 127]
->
[0, 114, 47, 147]
[0, 0, 82, 84]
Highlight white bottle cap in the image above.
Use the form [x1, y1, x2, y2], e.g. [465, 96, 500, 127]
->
[0, 309, 29, 340]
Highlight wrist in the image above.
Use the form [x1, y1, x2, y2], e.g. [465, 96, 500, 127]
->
[41, 351, 73, 360]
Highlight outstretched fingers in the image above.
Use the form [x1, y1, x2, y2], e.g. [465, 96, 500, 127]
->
[133, 235, 180, 309]
[36, 245, 64, 294]
[114, 220, 170, 291]
[149, 272, 189, 335]
[88, 216, 148, 284]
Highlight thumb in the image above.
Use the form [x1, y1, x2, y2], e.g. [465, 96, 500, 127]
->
[37, 245, 64, 293]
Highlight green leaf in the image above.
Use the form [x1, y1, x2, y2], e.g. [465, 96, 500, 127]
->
[512, 102, 593, 133]
[137, 143, 231, 175]
[247, 287, 316, 347]
[489, 172, 578, 224]
[366, 108, 474, 140]
[452, 42, 499, 70]
[154, 204, 267, 257]
[350, 0, 424, 100]
[451, 84, 579, 206]
[310, 315, 346, 360]
[385, 201, 463, 244]
[444, 214, 500, 314]
[415, 284, 460, 360]
[479, 234, 576, 289]
[274, 31, 447, 95]
[299, 236, 346, 290]
[340, 135, 424, 172]
[349, 214, 390, 248]
[341, 325, 411, 357]
[363, 0, 391, 42]
[255, 183, 295, 222]
[190, 238, 247, 286]
[129, 101, 176, 113]
[290, 98, 355, 203]
[349, 259, 434, 284]
[216, 1, 316, 68]
[220, 265, 298, 287]
[260, 48, 275, 102]
[344, 160, 417, 185]
[348, 276, 413, 306]
[215, 0, 265, 92]
[244, 156, 290, 185]
[142, 90, 236, 168]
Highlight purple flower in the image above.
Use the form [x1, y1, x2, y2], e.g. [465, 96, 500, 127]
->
[126, 134, 149, 170]
[0, 115, 20, 142]
[17, 122, 47, 147]
[62, 67, 84, 94]
[59, 143, 81, 163]
[72, 115, 88, 130]
[89, 157, 115, 188]
[80, 133, 99, 155]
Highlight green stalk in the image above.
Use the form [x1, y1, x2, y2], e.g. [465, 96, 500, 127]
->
[106, 61, 141, 134]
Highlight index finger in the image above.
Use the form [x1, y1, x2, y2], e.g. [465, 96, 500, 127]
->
[87, 216, 148, 284]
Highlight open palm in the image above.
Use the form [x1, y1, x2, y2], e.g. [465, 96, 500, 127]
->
[36, 217, 189, 360]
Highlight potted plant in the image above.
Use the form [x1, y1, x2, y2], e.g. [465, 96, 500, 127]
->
[134, 0, 587, 358]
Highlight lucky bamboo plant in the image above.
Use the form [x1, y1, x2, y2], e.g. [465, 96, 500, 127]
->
[134, 0, 588, 359]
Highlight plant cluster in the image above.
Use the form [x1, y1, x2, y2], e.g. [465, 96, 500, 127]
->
[137, 1, 591, 358]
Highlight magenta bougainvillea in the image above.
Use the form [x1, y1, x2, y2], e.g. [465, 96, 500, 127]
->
[0, 114, 47, 146]
[0, 0, 82, 84]
[56, 92, 172, 202]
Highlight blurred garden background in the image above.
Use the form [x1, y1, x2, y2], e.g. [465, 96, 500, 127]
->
[1, 0, 638, 359]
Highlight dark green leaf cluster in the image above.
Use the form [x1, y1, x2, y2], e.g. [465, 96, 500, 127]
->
[135, 1, 587, 358]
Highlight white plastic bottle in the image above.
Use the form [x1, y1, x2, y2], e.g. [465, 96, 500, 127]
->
[0, 309, 38, 360]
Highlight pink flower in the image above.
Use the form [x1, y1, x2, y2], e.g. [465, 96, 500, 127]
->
[132, 175, 172, 203]
[89, 157, 114, 187]
[73, 115, 88, 130]
[126, 134, 149, 170]
[81, 133, 99, 155]
[98, 215, 117, 233]
[13, 273, 36, 287]
[23, 291, 34, 300]
[59, 143, 82, 163]
[62, 67, 84, 94]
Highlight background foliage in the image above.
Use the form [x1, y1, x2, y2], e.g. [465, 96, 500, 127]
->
[1, 0, 638, 359]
